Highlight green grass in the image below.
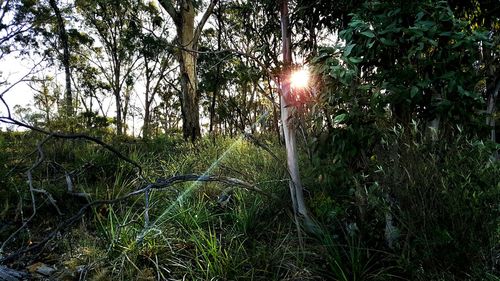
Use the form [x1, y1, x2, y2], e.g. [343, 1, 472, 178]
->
[0, 131, 498, 280]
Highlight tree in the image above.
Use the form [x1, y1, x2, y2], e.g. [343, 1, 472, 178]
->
[76, 0, 143, 135]
[449, 0, 500, 154]
[48, 0, 72, 116]
[279, 0, 311, 229]
[313, 0, 490, 138]
[0, 0, 43, 61]
[158, 0, 218, 141]
[28, 76, 60, 126]
[137, 2, 174, 139]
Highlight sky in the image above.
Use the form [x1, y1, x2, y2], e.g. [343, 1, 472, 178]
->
[0, 54, 39, 128]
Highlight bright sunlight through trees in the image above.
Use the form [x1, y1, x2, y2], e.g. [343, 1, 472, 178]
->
[290, 68, 310, 90]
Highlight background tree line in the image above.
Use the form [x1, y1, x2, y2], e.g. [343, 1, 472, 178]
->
[1, 0, 497, 145]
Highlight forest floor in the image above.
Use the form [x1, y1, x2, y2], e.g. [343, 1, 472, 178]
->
[0, 132, 498, 280]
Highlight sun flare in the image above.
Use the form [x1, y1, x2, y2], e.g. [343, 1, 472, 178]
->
[290, 68, 310, 89]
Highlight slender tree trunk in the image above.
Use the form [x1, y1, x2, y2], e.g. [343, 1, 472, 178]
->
[49, 0, 72, 116]
[114, 60, 123, 135]
[115, 90, 122, 135]
[143, 78, 151, 139]
[122, 88, 131, 134]
[144, 101, 151, 138]
[210, 4, 223, 135]
[486, 79, 499, 159]
[280, 0, 310, 225]
[267, 77, 280, 140]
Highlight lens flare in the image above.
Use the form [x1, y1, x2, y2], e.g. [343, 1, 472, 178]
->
[290, 68, 310, 89]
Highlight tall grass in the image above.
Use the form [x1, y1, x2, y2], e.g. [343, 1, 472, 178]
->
[0, 130, 497, 280]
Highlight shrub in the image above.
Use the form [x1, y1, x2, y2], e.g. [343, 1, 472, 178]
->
[375, 125, 500, 279]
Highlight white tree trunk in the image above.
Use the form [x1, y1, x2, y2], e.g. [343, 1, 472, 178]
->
[280, 0, 311, 226]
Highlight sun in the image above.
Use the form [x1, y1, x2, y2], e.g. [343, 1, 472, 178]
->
[290, 68, 310, 89]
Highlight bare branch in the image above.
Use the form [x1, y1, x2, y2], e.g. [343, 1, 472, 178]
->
[0, 117, 143, 174]
[193, 0, 218, 46]
[0, 135, 53, 256]
[0, 56, 46, 98]
[0, 95, 10, 119]
[158, 0, 180, 24]
[0, 173, 271, 264]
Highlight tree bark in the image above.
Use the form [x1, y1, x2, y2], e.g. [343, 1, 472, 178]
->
[159, 0, 218, 142]
[280, 0, 310, 225]
[210, 4, 223, 135]
[114, 58, 123, 135]
[266, 77, 280, 140]
[177, 14, 201, 141]
[143, 68, 152, 139]
[48, 0, 72, 116]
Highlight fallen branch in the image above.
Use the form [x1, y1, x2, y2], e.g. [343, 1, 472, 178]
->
[0, 136, 56, 256]
[0, 174, 269, 264]
[0, 116, 143, 174]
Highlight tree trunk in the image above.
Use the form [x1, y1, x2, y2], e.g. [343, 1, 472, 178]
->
[177, 27, 201, 141]
[280, 0, 311, 225]
[122, 88, 131, 134]
[159, 0, 218, 142]
[173, 2, 201, 141]
[144, 100, 151, 139]
[486, 79, 499, 159]
[210, 4, 223, 135]
[267, 77, 280, 140]
[114, 90, 122, 135]
[114, 59, 123, 135]
[49, 0, 72, 116]
[143, 75, 152, 139]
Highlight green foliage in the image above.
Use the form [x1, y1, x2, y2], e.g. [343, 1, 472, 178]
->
[0, 127, 497, 280]
[321, 232, 399, 281]
[312, 0, 491, 135]
[306, 6, 498, 278]
[374, 125, 500, 279]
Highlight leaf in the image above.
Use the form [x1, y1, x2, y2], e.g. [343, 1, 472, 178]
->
[410, 86, 419, 98]
[360, 30, 375, 38]
[334, 113, 348, 124]
[418, 20, 435, 30]
[388, 8, 401, 17]
[344, 43, 356, 57]
[349, 19, 365, 29]
[380, 38, 396, 46]
[348, 57, 363, 64]
[416, 11, 425, 21]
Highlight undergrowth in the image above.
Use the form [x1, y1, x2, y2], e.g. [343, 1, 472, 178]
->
[0, 130, 498, 280]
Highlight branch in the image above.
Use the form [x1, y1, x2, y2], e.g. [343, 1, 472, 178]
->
[0, 174, 270, 264]
[193, 0, 218, 46]
[0, 117, 143, 174]
[0, 96, 10, 119]
[161, 42, 280, 85]
[0, 56, 46, 98]
[158, 0, 180, 24]
[0, 135, 53, 256]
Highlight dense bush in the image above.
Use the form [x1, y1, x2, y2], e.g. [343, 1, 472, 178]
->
[376, 126, 499, 279]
